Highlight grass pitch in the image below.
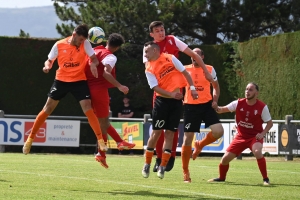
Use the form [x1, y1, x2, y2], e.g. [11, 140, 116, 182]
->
[0, 153, 299, 200]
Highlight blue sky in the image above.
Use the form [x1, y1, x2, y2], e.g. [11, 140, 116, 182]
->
[0, 0, 54, 8]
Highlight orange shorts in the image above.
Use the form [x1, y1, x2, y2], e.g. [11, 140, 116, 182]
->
[227, 134, 263, 156]
[89, 86, 110, 118]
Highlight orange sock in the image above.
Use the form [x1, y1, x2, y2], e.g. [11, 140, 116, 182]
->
[85, 109, 103, 140]
[199, 132, 217, 149]
[181, 145, 192, 172]
[161, 152, 171, 167]
[145, 150, 154, 164]
[29, 110, 49, 139]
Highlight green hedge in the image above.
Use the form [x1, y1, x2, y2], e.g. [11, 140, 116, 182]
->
[1, 32, 299, 120]
[235, 32, 300, 119]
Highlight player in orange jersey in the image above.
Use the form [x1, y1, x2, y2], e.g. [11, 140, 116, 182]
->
[208, 83, 272, 186]
[23, 24, 107, 155]
[142, 41, 198, 179]
[181, 48, 224, 183]
[143, 21, 213, 172]
[85, 33, 135, 168]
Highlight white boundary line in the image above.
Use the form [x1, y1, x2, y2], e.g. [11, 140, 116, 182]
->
[0, 169, 241, 200]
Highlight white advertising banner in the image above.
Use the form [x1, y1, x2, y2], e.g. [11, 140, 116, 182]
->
[191, 123, 231, 153]
[0, 118, 80, 147]
[229, 123, 278, 154]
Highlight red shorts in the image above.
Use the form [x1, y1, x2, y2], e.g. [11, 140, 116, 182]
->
[89, 86, 109, 118]
[226, 134, 263, 156]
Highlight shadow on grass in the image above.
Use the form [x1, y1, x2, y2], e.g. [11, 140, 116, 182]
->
[219, 181, 300, 187]
[0, 179, 8, 182]
[106, 190, 231, 200]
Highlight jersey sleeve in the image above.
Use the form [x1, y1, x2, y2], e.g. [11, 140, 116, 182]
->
[226, 100, 238, 112]
[48, 43, 58, 60]
[84, 40, 95, 57]
[261, 105, 272, 122]
[173, 36, 188, 52]
[171, 55, 185, 72]
[145, 71, 158, 89]
[211, 67, 217, 81]
[102, 54, 117, 68]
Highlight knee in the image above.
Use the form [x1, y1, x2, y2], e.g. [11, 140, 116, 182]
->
[183, 133, 194, 146]
[211, 124, 224, 139]
[253, 149, 263, 158]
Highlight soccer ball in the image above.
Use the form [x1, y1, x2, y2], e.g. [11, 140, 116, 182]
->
[88, 26, 105, 44]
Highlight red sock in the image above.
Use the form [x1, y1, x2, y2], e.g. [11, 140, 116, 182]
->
[257, 157, 268, 179]
[29, 110, 49, 139]
[98, 133, 108, 158]
[155, 130, 164, 158]
[181, 145, 192, 172]
[219, 163, 229, 180]
[85, 109, 103, 140]
[107, 125, 123, 143]
[171, 130, 179, 157]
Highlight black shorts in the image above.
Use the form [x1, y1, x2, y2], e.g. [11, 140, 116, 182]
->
[152, 96, 182, 132]
[183, 101, 220, 132]
[47, 79, 91, 101]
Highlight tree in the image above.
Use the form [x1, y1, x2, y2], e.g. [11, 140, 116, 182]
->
[53, 0, 300, 44]
[222, 0, 298, 42]
[19, 29, 30, 38]
[54, 0, 158, 44]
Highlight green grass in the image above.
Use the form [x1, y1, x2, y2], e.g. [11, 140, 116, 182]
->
[0, 153, 299, 200]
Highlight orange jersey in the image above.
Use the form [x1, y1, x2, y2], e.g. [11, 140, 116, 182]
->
[145, 53, 186, 97]
[55, 37, 88, 82]
[184, 64, 213, 104]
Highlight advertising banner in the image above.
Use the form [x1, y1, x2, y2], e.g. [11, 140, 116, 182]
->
[0, 118, 80, 147]
[229, 123, 278, 154]
[278, 124, 300, 155]
[143, 122, 230, 153]
[107, 122, 143, 149]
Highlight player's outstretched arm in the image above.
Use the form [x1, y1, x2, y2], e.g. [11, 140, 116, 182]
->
[215, 106, 231, 114]
[183, 47, 213, 82]
[89, 54, 99, 78]
[153, 86, 183, 100]
[103, 64, 129, 94]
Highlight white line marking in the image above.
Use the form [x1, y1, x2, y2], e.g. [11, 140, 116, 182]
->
[0, 169, 241, 200]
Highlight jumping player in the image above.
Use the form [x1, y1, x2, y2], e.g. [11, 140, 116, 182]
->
[143, 21, 212, 172]
[23, 24, 107, 154]
[85, 33, 136, 168]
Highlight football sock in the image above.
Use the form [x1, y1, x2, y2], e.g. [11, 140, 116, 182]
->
[161, 150, 171, 167]
[219, 163, 229, 180]
[107, 125, 123, 143]
[198, 132, 217, 149]
[155, 130, 165, 159]
[181, 145, 192, 172]
[85, 109, 103, 140]
[98, 132, 108, 158]
[29, 110, 49, 139]
[257, 157, 268, 179]
[171, 130, 179, 157]
[145, 150, 154, 164]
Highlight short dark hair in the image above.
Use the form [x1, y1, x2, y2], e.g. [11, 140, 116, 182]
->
[107, 33, 125, 48]
[194, 48, 204, 56]
[149, 21, 164, 32]
[249, 82, 259, 91]
[74, 24, 89, 38]
[144, 41, 160, 50]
